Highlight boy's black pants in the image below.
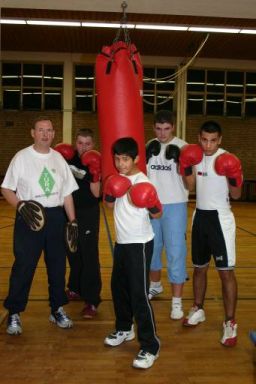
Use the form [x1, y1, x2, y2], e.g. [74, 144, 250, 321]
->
[111, 240, 160, 355]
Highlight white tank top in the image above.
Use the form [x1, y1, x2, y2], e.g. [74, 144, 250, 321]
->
[195, 148, 231, 211]
[147, 136, 188, 204]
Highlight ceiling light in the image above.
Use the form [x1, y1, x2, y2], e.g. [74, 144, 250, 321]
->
[1, 18, 256, 35]
[0, 19, 26, 24]
[27, 20, 81, 27]
[189, 26, 240, 33]
[136, 24, 188, 31]
[81, 22, 134, 28]
[240, 29, 256, 34]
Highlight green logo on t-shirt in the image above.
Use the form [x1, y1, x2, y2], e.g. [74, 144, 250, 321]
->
[39, 167, 55, 197]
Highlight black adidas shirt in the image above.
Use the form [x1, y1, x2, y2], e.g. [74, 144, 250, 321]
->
[68, 152, 99, 210]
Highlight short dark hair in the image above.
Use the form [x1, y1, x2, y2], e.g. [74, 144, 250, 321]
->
[76, 128, 94, 139]
[33, 116, 53, 129]
[154, 110, 174, 125]
[200, 120, 222, 135]
[112, 137, 138, 160]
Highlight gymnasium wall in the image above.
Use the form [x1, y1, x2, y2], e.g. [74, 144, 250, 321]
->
[0, 111, 255, 181]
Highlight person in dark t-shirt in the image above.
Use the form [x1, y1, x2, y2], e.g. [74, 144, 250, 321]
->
[66, 128, 102, 319]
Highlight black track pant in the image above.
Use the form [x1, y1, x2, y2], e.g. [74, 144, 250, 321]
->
[4, 207, 68, 314]
[67, 204, 101, 307]
[111, 240, 160, 355]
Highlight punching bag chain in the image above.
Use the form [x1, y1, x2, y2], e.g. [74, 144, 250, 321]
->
[114, 1, 131, 45]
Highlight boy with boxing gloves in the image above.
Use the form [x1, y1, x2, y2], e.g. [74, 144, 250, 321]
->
[146, 110, 189, 321]
[180, 120, 243, 347]
[55, 129, 102, 319]
[103, 137, 161, 369]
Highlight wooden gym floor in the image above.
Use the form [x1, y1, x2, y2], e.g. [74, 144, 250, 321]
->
[0, 198, 256, 384]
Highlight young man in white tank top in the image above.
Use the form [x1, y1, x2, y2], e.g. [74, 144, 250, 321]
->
[180, 120, 242, 347]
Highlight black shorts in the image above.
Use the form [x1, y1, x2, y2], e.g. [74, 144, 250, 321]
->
[192, 209, 235, 269]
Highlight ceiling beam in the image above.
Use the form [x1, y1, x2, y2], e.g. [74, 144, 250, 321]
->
[2, 0, 256, 19]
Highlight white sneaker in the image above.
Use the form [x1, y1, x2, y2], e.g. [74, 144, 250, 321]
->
[170, 305, 184, 320]
[183, 306, 206, 326]
[221, 320, 237, 347]
[148, 284, 163, 300]
[132, 350, 159, 369]
[104, 325, 135, 347]
[49, 307, 73, 329]
[7, 313, 22, 335]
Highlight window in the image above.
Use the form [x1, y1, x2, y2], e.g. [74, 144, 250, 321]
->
[45, 90, 62, 110]
[226, 71, 244, 94]
[143, 66, 175, 113]
[2, 63, 21, 109]
[2, 63, 21, 86]
[73, 64, 176, 113]
[187, 68, 256, 118]
[3, 89, 20, 109]
[23, 88, 41, 110]
[43, 64, 63, 110]
[245, 72, 256, 116]
[187, 69, 205, 92]
[207, 71, 225, 94]
[187, 95, 204, 115]
[187, 70, 205, 114]
[143, 68, 156, 113]
[1, 62, 63, 110]
[226, 95, 242, 117]
[206, 71, 225, 115]
[74, 65, 95, 112]
[206, 94, 224, 115]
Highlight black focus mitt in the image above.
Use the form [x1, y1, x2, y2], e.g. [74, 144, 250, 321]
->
[146, 140, 161, 163]
[165, 144, 180, 163]
[65, 220, 78, 253]
[17, 200, 46, 231]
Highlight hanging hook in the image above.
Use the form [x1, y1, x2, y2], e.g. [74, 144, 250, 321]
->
[121, 1, 128, 23]
[113, 1, 130, 44]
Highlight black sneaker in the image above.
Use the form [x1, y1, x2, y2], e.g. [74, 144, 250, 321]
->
[7, 313, 22, 335]
[49, 307, 73, 329]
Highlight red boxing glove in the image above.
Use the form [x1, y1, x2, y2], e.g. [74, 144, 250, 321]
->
[54, 143, 75, 160]
[103, 174, 132, 203]
[81, 150, 101, 182]
[129, 182, 162, 214]
[215, 152, 243, 187]
[179, 144, 203, 176]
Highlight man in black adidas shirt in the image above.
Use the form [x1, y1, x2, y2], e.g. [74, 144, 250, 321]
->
[66, 128, 102, 318]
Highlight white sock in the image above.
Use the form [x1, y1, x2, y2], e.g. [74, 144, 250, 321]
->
[172, 297, 182, 307]
[150, 281, 161, 288]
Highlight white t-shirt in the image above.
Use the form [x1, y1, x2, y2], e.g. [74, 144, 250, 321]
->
[147, 136, 188, 204]
[1, 145, 78, 207]
[114, 172, 154, 244]
[195, 148, 231, 211]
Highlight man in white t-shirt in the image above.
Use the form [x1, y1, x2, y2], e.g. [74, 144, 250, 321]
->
[1, 117, 78, 335]
[181, 120, 242, 347]
[146, 110, 189, 320]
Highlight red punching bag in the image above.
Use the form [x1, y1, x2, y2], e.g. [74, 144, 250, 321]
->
[96, 41, 146, 182]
